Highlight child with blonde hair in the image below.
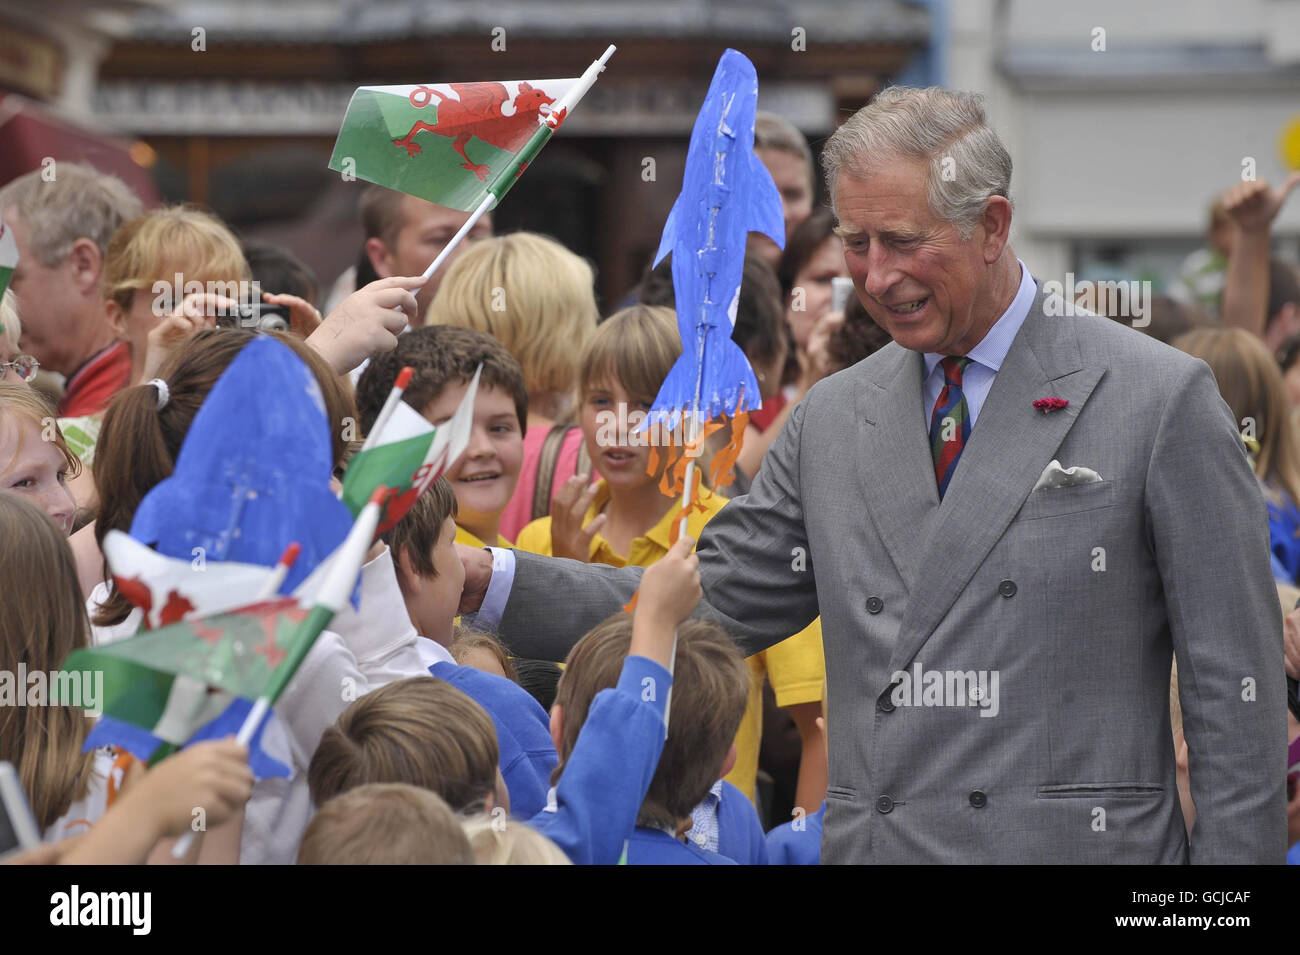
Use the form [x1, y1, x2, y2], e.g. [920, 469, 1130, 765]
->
[0, 493, 99, 836]
[1174, 327, 1300, 582]
[298, 783, 474, 865]
[460, 816, 571, 865]
[515, 305, 827, 830]
[428, 232, 598, 539]
[0, 381, 79, 535]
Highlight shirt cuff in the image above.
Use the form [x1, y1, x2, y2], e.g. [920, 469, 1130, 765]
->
[465, 546, 515, 631]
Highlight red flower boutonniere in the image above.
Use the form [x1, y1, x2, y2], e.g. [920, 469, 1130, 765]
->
[1032, 396, 1069, 413]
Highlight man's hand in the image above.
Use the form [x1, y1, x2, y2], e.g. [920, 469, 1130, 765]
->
[629, 536, 701, 669]
[549, 474, 605, 562]
[457, 542, 494, 615]
[305, 276, 423, 374]
[1222, 172, 1300, 235]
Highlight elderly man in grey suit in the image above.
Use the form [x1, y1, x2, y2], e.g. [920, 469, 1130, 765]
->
[458, 87, 1287, 863]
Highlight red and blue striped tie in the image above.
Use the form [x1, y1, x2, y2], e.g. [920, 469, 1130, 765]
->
[929, 356, 972, 499]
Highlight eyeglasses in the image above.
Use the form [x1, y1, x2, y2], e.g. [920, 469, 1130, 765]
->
[0, 354, 40, 381]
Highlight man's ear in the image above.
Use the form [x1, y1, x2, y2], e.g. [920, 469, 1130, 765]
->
[549, 703, 563, 753]
[365, 237, 394, 279]
[978, 195, 1013, 264]
[66, 238, 103, 297]
[718, 742, 738, 782]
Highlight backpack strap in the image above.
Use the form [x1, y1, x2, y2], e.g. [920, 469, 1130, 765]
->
[532, 424, 572, 521]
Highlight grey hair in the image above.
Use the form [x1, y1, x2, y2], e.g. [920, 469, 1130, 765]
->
[822, 87, 1012, 240]
[0, 163, 142, 267]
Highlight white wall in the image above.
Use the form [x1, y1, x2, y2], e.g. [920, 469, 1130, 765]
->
[942, 0, 1300, 280]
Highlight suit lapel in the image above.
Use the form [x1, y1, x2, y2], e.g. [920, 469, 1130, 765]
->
[884, 294, 1106, 675]
[855, 344, 939, 596]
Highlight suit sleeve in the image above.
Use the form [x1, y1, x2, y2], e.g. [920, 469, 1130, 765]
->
[694, 397, 821, 656]
[498, 399, 819, 661]
[1146, 358, 1287, 863]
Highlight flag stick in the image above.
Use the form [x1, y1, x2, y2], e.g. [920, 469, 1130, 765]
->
[419, 193, 493, 282]
[359, 367, 414, 454]
[172, 488, 387, 858]
[662, 319, 708, 735]
[254, 543, 301, 601]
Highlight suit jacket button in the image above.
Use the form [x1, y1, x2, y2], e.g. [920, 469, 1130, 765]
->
[877, 687, 896, 713]
[875, 795, 894, 814]
[866, 596, 884, 614]
[969, 789, 988, 808]
[997, 579, 1017, 598]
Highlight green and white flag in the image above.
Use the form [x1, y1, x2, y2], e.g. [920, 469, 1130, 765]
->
[328, 79, 578, 211]
[61, 598, 310, 748]
[341, 365, 481, 535]
[0, 217, 17, 302]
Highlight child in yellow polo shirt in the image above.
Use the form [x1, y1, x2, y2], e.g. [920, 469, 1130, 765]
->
[514, 305, 826, 818]
[357, 326, 526, 549]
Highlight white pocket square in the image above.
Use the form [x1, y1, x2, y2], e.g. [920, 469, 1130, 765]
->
[1033, 459, 1103, 491]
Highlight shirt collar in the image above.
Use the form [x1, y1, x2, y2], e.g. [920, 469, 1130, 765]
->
[923, 260, 1037, 380]
[586, 480, 719, 560]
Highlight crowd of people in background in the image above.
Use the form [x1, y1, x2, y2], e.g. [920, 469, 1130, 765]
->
[0, 100, 1297, 865]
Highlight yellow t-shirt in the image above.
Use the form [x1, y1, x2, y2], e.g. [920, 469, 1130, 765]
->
[513, 480, 825, 805]
[454, 525, 513, 549]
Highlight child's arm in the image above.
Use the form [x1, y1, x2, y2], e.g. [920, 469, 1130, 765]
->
[629, 535, 701, 669]
[62, 740, 253, 865]
[530, 537, 701, 864]
[788, 701, 828, 816]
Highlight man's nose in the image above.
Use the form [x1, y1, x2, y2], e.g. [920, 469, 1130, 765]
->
[861, 244, 899, 299]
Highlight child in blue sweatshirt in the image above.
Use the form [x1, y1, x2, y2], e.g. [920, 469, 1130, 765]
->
[765, 802, 825, 864]
[383, 477, 558, 818]
[305, 535, 702, 865]
[550, 592, 752, 865]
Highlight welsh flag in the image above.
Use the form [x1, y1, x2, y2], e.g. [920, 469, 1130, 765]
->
[0, 218, 16, 301]
[328, 79, 576, 211]
[62, 599, 310, 775]
[67, 488, 388, 783]
[328, 47, 613, 214]
[341, 365, 481, 535]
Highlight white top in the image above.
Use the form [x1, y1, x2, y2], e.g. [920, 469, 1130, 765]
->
[86, 546, 435, 864]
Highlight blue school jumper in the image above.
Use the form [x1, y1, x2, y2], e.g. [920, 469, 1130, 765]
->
[626, 827, 738, 865]
[429, 661, 557, 820]
[528, 655, 672, 865]
[764, 801, 825, 865]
